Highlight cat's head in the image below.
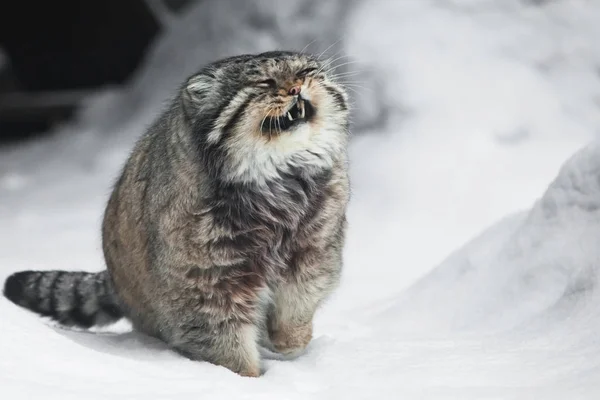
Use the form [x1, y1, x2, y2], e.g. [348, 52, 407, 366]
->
[181, 51, 350, 184]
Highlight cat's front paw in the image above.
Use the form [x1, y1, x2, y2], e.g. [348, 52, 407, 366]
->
[269, 322, 313, 356]
[237, 365, 261, 378]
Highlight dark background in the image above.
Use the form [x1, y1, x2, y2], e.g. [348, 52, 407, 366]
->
[0, 0, 193, 144]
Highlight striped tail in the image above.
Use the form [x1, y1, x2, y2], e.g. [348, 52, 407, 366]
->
[3, 270, 124, 328]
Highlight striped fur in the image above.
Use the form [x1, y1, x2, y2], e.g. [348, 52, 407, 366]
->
[3, 270, 123, 328]
[4, 51, 350, 377]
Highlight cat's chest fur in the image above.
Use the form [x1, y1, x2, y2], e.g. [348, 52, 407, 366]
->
[204, 169, 331, 271]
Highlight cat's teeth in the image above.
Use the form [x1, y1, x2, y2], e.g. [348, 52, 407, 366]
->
[287, 112, 293, 121]
[300, 103, 305, 119]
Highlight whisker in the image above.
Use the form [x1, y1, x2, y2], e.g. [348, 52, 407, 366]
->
[269, 108, 274, 140]
[314, 79, 367, 100]
[343, 86, 366, 96]
[317, 40, 342, 60]
[334, 81, 368, 86]
[341, 84, 372, 93]
[299, 39, 318, 54]
[327, 71, 364, 79]
[323, 60, 362, 75]
[276, 110, 282, 136]
[316, 54, 351, 76]
[323, 53, 352, 66]
[260, 106, 273, 138]
[317, 54, 352, 75]
[330, 78, 366, 86]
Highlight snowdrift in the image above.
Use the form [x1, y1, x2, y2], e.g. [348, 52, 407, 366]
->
[384, 141, 600, 338]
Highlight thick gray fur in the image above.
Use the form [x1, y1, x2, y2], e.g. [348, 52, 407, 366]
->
[4, 50, 350, 377]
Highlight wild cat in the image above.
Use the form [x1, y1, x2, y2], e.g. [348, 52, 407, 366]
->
[3, 51, 350, 377]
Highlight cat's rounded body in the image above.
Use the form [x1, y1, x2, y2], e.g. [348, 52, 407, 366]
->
[4, 51, 350, 377]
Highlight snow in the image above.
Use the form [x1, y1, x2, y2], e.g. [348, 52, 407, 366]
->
[3, 0, 600, 398]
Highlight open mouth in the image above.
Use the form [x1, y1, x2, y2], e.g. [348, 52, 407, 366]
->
[262, 98, 315, 133]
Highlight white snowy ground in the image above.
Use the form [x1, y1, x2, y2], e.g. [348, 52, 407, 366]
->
[2, 0, 600, 399]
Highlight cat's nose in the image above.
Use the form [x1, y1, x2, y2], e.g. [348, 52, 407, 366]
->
[288, 85, 301, 96]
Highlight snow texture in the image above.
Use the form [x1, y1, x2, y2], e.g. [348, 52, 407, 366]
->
[3, 0, 600, 398]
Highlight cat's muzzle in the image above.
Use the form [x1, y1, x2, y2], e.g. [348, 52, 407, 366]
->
[262, 97, 315, 134]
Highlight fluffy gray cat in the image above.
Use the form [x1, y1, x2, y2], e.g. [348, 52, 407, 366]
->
[4, 51, 350, 377]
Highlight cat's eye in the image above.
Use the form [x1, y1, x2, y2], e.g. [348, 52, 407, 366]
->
[297, 67, 317, 78]
[255, 79, 277, 89]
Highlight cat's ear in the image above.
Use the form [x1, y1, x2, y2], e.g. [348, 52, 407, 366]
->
[181, 73, 215, 118]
